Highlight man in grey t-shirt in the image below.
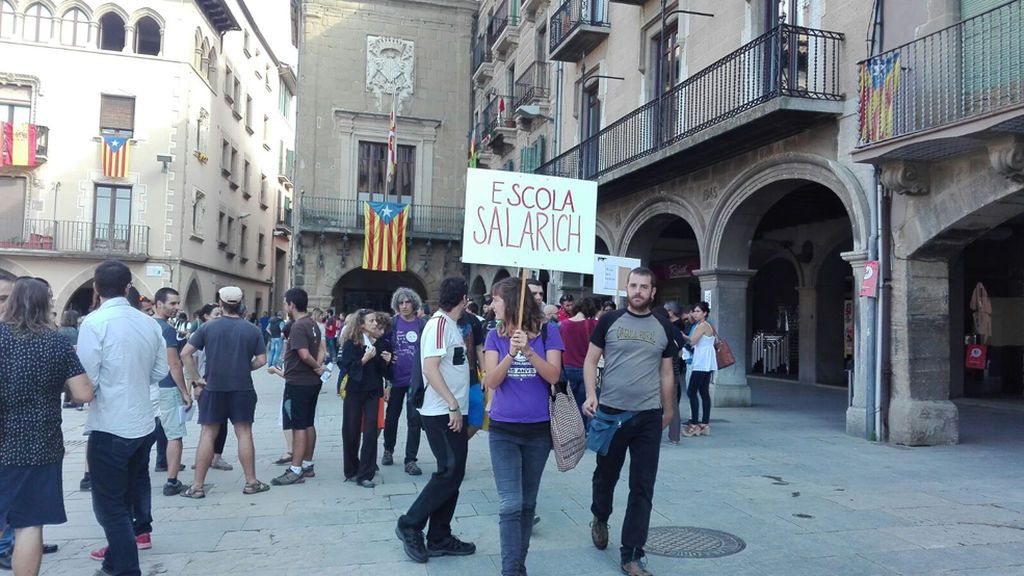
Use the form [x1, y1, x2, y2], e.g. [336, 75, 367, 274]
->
[582, 268, 677, 576]
[181, 286, 268, 498]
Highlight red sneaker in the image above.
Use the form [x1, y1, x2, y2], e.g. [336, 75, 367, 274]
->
[89, 534, 152, 560]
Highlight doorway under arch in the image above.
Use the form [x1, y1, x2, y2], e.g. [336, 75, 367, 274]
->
[331, 268, 428, 314]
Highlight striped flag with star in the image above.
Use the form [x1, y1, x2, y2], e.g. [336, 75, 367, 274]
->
[101, 135, 130, 178]
[362, 201, 410, 272]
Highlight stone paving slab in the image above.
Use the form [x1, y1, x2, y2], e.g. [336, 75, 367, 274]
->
[37, 375, 1024, 575]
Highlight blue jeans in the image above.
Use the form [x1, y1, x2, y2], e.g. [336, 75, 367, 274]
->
[0, 523, 12, 555]
[489, 429, 552, 576]
[268, 337, 284, 367]
[326, 337, 337, 365]
[88, 430, 156, 576]
[563, 367, 586, 418]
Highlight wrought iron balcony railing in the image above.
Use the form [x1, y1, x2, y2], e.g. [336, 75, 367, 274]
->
[857, 0, 1023, 147]
[300, 198, 463, 241]
[0, 219, 150, 256]
[482, 96, 516, 139]
[472, 40, 494, 75]
[488, 0, 517, 47]
[549, 0, 609, 56]
[514, 61, 551, 110]
[537, 24, 843, 180]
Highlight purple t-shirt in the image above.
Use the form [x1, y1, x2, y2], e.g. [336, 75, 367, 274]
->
[392, 316, 423, 388]
[484, 326, 564, 423]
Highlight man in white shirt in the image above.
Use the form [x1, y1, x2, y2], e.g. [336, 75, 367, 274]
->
[77, 260, 167, 576]
[396, 277, 476, 564]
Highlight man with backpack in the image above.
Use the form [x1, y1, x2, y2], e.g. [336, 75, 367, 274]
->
[383, 287, 426, 476]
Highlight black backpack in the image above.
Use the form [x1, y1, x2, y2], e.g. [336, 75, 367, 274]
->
[404, 316, 429, 409]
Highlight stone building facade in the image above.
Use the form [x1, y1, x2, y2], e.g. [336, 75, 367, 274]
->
[0, 0, 295, 317]
[292, 0, 477, 312]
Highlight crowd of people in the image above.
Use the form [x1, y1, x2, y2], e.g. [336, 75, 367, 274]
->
[0, 263, 720, 576]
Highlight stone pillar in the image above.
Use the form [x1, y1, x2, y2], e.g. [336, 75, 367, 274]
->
[888, 257, 959, 445]
[694, 269, 754, 407]
[123, 25, 135, 54]
[797, 286, 817, 386]
[842, 251, 871, 438]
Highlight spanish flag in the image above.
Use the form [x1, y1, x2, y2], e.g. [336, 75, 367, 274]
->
[1, 123, 37, 167]
[101, 135, 130, 178]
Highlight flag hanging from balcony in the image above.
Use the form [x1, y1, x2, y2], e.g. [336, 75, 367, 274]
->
[858, 52, 901, 145]
[469, 126, 478, 168]
[385, 97, 397, 190]
[362, 201, 410, 272]
[1, 123, 37, 167]
[101, 135, 131, 178]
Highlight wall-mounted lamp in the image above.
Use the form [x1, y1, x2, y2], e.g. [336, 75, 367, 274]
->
[156, 154, 172, 173]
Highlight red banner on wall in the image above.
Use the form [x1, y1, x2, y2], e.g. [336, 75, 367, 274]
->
[859, 261, 879, 298]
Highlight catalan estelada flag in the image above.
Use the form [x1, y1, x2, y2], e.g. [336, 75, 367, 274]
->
[101, 135, 130, 178]
[362, 201, 410, 272]
[858, 52, 901, 145]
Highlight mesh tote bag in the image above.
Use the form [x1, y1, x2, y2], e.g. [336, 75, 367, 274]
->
[549, 381, 587, 472]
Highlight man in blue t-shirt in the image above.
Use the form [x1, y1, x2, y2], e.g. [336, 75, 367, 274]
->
[152, 288, 192, 496]
[385, 287, 427, 476]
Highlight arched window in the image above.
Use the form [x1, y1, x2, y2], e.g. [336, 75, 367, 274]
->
[200, 38, 210, 78]
[207, 47, 218, 85]
[23, 3, 54, 42]
[193, 29, 203, 69]
[134, 16, 160, 55]
[61, 8, 90, 47]
[0, 1, 16, 38]
[98, 12, 125, 51]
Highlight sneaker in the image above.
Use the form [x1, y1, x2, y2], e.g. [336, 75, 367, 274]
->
[533, 515, 540, 526]
[427, 535, 476, 557]
[591, 517, 609, 550]
[210, 458, 234, 471]
[357, 479, 376, 488]
[621, 559, 653, 576]
[42, 544, 59, 554]
[381, 451, 394, 466]
[80, 475, 92, 492]
[404, 461, 422, 476]
[395, 522, 428, 563]
[271, 469, 305, 486]
[90, 535, 151, 560]
[301, 465, 316, 478]
[163, 481, 188, 496]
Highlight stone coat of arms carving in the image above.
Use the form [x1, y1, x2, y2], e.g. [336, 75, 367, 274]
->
[366, 36, 415, 112]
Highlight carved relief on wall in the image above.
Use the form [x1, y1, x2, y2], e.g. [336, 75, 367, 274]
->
[366, 36, 415, 112]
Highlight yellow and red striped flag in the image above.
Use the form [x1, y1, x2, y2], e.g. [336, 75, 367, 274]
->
[101, 135, 130, 178]
[2, 123, 37, 166]
[362, 201, 410, 272]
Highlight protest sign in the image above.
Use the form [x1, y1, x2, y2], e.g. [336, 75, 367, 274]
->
[593, 254, 642, 297]
[462, 168, 598, 274]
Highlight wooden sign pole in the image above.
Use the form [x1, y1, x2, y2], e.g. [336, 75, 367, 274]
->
[516, 268, 529, 331]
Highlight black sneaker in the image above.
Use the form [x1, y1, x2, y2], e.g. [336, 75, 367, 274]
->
[381, 451, 394, 466]
[162, 481, 188, 496]
[395, 522, 428, 563]
[427, 535, 476, 557]
[404, 461, 422, 476]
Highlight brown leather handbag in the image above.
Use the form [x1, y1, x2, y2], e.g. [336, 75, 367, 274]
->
[712, 325, 736, 369]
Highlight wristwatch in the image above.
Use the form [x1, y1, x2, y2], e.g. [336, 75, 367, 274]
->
[448, 405, 460, 413]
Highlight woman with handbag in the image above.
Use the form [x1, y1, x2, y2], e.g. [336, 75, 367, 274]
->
[483, 277, 563, 576]
[683, 301, 716, 437]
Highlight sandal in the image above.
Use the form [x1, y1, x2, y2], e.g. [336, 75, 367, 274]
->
[243, 480, 271, 495]
[273, 453, 293, 465]
[181, 486, 206, 499]
[699, 424, 711, 436]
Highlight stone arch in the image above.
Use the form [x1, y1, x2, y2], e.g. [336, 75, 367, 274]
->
[92, 2, 128, 23]
[54, 264, 152, 313]
[749, 240, 807, 288]
[330, 267, 428, 314]
[182, 273, 203, 315]
[804, 223, 857, 289]
[130, 9, 161, 55]
[492, 268, 511, 284]
[617, 195, 706, 259]
[96, 5, 126, 51]
[470, 274, 486, 301]
[704, 153, 870, 270]
[56, 0, 89, 18]
[0, 257, 29, 277]
[128, 6, 162, 29]
[594, 218, 614, 256]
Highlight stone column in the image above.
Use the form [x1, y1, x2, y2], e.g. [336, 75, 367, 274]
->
[888, 257, 959, 445]
[797, 286, 817, 386]
[123, 25, 135, 54]
[694, 269, 754, 407]
[842, 251, 871, 438]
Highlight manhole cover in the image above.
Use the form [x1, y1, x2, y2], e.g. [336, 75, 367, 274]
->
[645, 526, 746, 559]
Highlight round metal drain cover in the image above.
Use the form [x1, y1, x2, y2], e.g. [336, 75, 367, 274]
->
[645, 526, 746, 559]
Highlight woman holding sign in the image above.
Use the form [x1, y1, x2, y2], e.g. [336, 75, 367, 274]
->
[483, 277, 564, 576]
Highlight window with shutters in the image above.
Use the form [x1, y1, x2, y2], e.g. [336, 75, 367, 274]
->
[0, 85, 32, 125]
[356, 141, 415, 203]
[221, 139, 230, 173]
[242, 159, 251, 198]
[99, 95, 135, 138]
[245, 95, 253, 132]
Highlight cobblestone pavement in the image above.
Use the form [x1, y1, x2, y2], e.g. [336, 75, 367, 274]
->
[40, 373, 1024, 575]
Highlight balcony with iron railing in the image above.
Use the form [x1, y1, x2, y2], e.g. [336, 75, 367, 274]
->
[0, 219, 150, 257]
[482, 95, 517, 149]
[854, 0, 1024, 162]
[549, 0, 610, 62]
[0, 123, 49, 167]
[299, 198, 463, 241]
[472, 39, 495, 86]
[537, 24, 845, 195]
[488, 0, 520, 57]
[520, 0, 546, 21]
[513, 61, 551, 111]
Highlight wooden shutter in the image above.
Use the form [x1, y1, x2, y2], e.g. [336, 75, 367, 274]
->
[99, 95, 135, 133]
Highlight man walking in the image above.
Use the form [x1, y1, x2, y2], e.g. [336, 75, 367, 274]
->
[383, 287, 426, 476]
[396, 277, 475, 563]
[181, 287, 269, 498]
[272, 288, 324, 486]
[583, 268, 677, 576]
[78, 261, 168, 576]
[152, 288, 193, 496]
[266, 313, 285, 368]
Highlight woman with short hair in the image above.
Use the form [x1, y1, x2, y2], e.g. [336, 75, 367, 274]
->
[0, 278, 93, 576]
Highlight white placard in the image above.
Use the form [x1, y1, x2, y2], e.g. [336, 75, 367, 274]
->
[145, 265, 165, 278]
[593, 254, 642, 297]
[462, 168, 598, 274]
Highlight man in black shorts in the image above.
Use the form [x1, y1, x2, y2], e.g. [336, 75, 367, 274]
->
[273, 288, 324, 486]
[181, 286, 269, 497]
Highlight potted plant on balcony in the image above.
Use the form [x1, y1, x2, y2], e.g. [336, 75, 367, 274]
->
[194, 150, 209, 164]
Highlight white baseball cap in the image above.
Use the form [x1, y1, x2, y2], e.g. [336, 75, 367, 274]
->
[218, 286, 243, 304]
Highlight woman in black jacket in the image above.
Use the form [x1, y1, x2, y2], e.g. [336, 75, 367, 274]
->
[339, 309, 393, 487]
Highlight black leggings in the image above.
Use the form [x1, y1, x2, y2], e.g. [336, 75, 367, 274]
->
[687, 370, 712, 425]
[213, 424, 228, 455]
